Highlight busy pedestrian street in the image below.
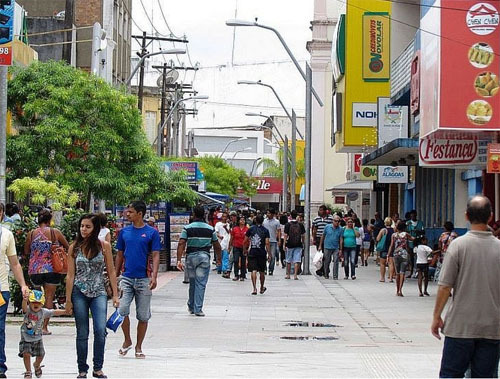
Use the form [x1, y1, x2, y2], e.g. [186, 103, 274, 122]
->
[4, 255, 443, 378]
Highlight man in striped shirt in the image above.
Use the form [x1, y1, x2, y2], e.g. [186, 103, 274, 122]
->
[177, 206, 222, 317]
[312, 205, 334, 275]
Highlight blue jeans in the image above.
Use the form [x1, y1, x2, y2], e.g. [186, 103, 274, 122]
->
[0, 291, 10, 374]
[343, 247, 356, 278]
[72, 287, 108, 373]
[440, 336, 500, 378]
[186, 252, 211, 313]
[268, 242, 278, 273]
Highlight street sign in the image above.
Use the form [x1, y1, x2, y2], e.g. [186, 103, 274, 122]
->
[0, 0, 14, 66]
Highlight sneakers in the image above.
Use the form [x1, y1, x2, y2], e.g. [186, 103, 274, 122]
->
[195, 311, 205, 317]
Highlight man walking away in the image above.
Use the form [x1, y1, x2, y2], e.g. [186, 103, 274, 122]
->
[244, 215, 270, 295]
[177, 206, 222, 317]
[263, 209, 280, 275]
[311, 205, 334, 275]
[115, 201, 161, 359]
[284, 210, 305, 280]
[319, 215, 343, 279]
[432, 195, 500, 378]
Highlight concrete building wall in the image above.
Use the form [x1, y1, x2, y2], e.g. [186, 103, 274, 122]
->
[308, 0, 349, 210]
[26, 18, 65, 62]
[390, 0, 420, 63]
[17, 0, 65, 17]
[454, 170, 469, 229]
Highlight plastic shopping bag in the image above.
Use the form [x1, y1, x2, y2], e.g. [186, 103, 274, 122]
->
[313, 251, 324, 271]
[106, 308, 124, 333]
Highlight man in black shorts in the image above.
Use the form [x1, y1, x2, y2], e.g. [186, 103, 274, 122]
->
[244, 215, 270, 295]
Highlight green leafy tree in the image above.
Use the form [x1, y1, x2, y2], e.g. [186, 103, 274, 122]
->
[258, 145, 305, 181]
[8, 171, 79, 210]
[164, 156, 256, 197]
[7, 61, 195, 207]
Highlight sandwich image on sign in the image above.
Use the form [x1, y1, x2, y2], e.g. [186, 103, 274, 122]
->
[467, 100, 492, 125]
[475, 72, 499, 97]
[468, 42, 494, 68]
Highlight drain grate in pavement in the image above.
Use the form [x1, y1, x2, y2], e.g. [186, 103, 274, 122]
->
[283, 321, 340, 328]
[279, 336, 338, 341]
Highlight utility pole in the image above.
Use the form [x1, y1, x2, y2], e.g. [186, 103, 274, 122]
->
[291, 109, 297, 211]
[132, 34, 188, 112]
[180, 111, 187, 157]
[158, 63, 168, 156]
[63, 0, 74, 64]
[137, 31, 147, 112]
[303, 63, 313, 275]
[282, 135, 289, 213]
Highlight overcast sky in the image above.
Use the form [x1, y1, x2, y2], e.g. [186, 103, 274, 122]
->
[132, 0, 315, 129]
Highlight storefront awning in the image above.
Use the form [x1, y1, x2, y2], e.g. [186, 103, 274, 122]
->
[197, 192, 225, 206]
[326, 181, 373, 191]
[362, 138, 419, 166]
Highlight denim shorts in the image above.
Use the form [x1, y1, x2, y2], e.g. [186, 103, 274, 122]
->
[394, 255, 408, 274]
[118, 277, 152, 322]
[285, 247, 302, 263]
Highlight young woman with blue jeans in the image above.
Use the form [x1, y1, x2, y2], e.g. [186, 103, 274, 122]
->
[343, 219, 360, 280]
[66, 215, 119, 379]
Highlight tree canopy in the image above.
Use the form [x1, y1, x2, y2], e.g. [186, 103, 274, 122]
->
[7, 61, 196, 206]
[164, 156, 256, 197]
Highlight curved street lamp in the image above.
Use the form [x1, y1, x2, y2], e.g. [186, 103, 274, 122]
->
[153, 95, 209, 154]
[239, 80, 303, 139]
[219, 137, 248, 158]
[226, 19, 323, 106]
[126, 49, 186, 86]
[231, 147, 252, 162]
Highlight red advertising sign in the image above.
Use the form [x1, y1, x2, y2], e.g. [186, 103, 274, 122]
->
[353, 153, 363, 173]
[419, 138, 489, 166]
[487, 143, 500, 173]
[334, 196, 346, 204]
[253, 177, 283, 194]
[440, 1, 500, 131]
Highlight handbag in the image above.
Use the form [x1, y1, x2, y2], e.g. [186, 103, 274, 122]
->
[313, 251, 323, 270]
[106, 308, 124, 333]
[376, 231, 387, 252]
[50, 229, 68, 274]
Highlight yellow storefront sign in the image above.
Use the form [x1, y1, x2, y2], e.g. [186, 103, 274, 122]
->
[360, 166, 377, 181]
[362, 13, 390, 82]
[337, 0, 391, 151]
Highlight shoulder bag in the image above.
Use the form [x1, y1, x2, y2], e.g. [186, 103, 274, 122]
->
[50, 228, 68, 274]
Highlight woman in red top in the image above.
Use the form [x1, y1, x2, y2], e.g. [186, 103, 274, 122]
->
[229, 216, 249, 281]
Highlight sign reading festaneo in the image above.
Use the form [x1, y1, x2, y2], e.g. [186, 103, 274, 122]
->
[378, 166, 408, 184]
[0, 0, 15, 66]
[419, 138, 488, 167]
[363, 12, 390, 82]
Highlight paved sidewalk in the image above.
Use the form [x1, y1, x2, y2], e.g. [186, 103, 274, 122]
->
[4, 258, 445, 377]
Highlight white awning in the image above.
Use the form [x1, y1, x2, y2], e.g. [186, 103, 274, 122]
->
[326, 181, 373, 191]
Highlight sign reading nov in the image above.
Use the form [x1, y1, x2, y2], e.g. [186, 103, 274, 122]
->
[0, 0, 15, 66]
[163, 161, 198, 182]
[363, 12, 390, 82]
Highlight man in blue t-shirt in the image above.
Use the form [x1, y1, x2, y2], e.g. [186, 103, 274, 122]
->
[115, 201, 161, 359]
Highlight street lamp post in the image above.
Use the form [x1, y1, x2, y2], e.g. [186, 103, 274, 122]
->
[230, 147, 252, 163]
[219, 137, 248, 158]
[250, 157, 262, 177]
[152, 95, 209, 156]
[226, 19, 323, 106]
[228, 20, 323, 275]
[238, 80, 303, 139]
[246, 124, 283, 144]
[245, 112, 288, 142]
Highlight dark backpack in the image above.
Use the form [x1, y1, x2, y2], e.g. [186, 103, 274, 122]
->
[288, 222, 302, 246]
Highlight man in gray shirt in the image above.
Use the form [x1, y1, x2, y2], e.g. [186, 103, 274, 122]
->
[263, 209, 281, 276]
[432, 195, 500, 378]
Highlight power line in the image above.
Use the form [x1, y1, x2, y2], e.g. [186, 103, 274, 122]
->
[157, 0, 182, 39]
[200, 100, 305, 112]
[139, 0, 167, 37]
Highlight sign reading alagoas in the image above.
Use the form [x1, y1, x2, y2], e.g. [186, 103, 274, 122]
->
[363, 12, 390, 82]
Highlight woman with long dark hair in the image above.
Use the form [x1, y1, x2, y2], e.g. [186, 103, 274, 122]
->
[24, 208, 69, 335]
[65, 214, 119, 379]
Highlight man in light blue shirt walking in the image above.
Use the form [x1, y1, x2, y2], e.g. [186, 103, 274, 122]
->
[320, 215, 343, 279]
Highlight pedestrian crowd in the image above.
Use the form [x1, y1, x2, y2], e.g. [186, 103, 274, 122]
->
[0, 198, 498, 378]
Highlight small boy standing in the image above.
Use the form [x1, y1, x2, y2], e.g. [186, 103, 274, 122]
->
[414, 236, 433, 297]
[19, 289, 67, 378]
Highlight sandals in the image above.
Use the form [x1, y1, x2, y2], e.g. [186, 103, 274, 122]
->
[92, 371, 108, 378]
[34, 365, 43, 378]
[118, 345, 132, 356]
[77, 373, 87, 378]
[24, 372, 32, 379]
[251, 290, 257, 295]
[135, 351, 146, 359]
[260, 287, 267, 294]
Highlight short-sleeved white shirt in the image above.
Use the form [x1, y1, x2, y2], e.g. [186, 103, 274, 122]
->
[0, 226, 17, 291]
